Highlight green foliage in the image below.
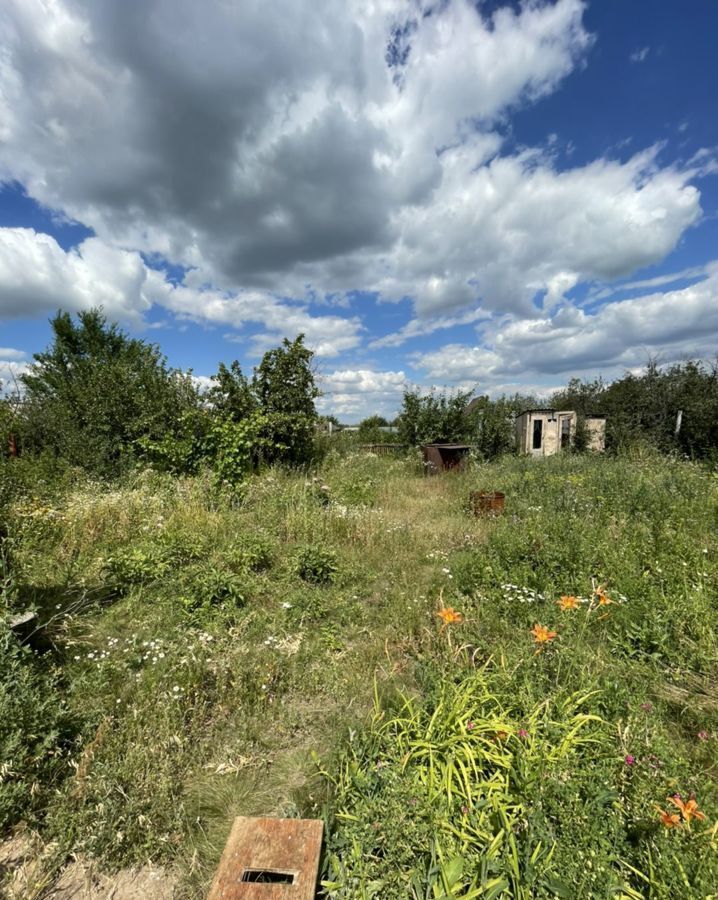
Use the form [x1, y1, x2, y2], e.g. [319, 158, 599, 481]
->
[210, 411, 275, 487]
[466, 396, 521, 461]
[136, 408, 211, 475]
[294, 544, 339, 583]
[552, 361, 718, 458]
[0, 630, 80, 830]
[104, 546, 171, 591]
[252, 334, 319, 464]
[179, 564, 246, 613]
[356, 415, 398, 445]
[2, 451, 718, 898]
[20, 309, 200, 475]
[398, 387, 475, 446]
[225, 533, 275, 573]
[321, 672, 607, 898]
[206, 360, 257, 422]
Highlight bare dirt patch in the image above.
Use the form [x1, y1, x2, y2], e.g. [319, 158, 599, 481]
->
[0, 830, 177, 899]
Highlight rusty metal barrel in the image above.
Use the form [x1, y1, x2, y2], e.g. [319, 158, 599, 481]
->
[470, 490, 505, 516]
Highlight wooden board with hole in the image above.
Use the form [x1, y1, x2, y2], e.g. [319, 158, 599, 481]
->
[206, 816, 323, 899]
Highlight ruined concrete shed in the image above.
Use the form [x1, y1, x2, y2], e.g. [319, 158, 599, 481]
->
[515, 409, 606, 456]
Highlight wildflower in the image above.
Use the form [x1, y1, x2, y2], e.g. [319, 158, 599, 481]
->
[531, 624, 558, 645]
[518, 728, 529, 739]
[624, 754, 636, 766]
[594, 584, 614, 606]
[466, 721, 475, 731]
[640, 702, 653, 712]
[669, 795, 706, 825]
[437, 607, 463, 627]
[655, 805, 681, 828]
[557, 595, 580, 611]
[697, 730, 710, 741]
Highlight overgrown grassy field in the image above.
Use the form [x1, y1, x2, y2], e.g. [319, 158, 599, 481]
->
[2, 450, 718, 897]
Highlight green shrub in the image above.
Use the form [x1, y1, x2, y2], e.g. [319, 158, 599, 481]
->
[103, 546, 170, 591]
[295, 545, 339, 584]
[225, 534, 275, 572]
[179, 565, 246, 613]
[0, 630, 80, 831]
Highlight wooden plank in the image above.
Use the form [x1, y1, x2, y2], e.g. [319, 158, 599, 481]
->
[207, 817, 323, 900]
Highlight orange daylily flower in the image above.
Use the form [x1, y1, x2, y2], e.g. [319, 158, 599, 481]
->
[655, 805, 681, 829]
[531, 624, 558, 644]
[594, 585, 614, 606]
[557, 595, 580, 611]
[436, 606, 463, 627]
[669, 796, 706, 825]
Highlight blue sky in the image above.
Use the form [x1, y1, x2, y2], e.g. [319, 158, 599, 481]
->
[0, 0, 716, 420]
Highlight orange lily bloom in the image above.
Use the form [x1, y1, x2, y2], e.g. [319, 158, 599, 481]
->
[531, 624, 558, 644]
[557, 595, 580, 611]
[655, 805, 681, 828]
[594, 585, 614, 606]
[437, 606, 463, 627]
[669, 796, 706, 825]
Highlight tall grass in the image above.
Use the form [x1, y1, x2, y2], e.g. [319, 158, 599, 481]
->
[1, 450, 717, 897]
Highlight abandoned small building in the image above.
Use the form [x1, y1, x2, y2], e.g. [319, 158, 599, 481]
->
[515, 409, 606, 456]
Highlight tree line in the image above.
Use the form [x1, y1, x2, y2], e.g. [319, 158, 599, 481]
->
[392, 359, 718, 460]
[0, 309, 320, 483]
[3, 310, 718, 480]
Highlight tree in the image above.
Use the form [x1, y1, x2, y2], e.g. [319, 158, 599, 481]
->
[397, 388, 474, 446]
[251, 335, 319, 464]
[357, 415, 395, 444]
[465, 395, 518, 460]
[206, 360, 256, 422]
[253, 335, 319, 416]
[20, 309, 200, 474]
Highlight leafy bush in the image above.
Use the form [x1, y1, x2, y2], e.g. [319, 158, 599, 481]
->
[0, 630, 80, 830]
[295, 545, 339, 584]
[104, 546, 170, 591]
[19, 310, 201, 476]
[179, 565, 246, 613]
[225, 534, 275, 572]
[210, 412, 275, 488]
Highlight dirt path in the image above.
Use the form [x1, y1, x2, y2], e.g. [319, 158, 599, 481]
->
[0, 832, 177, 899]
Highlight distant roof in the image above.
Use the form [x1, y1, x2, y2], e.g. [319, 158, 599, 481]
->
[516, 408, 606, 418]
[423, 443, 472, 449]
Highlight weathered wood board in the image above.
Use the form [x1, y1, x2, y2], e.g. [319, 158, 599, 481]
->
[206, 817, 323, 900]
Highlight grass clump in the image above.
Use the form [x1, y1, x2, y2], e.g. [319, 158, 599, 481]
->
[294, 544, 339, 584]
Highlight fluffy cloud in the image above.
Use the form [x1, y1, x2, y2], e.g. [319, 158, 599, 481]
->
[0, 228, 152, 323]
[0, 0, 709, 359]
[0, 229, 361, 356]
[375, 146, 700, 317]
[416, 265, 718, 387]
[317, 368, 407, 419]
[0, 347, 27, 393]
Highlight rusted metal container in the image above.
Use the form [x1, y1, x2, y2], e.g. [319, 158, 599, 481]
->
[422, 443, 471, 474]
[207, 816, 323, 900]
[470, 490, 505, 516]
